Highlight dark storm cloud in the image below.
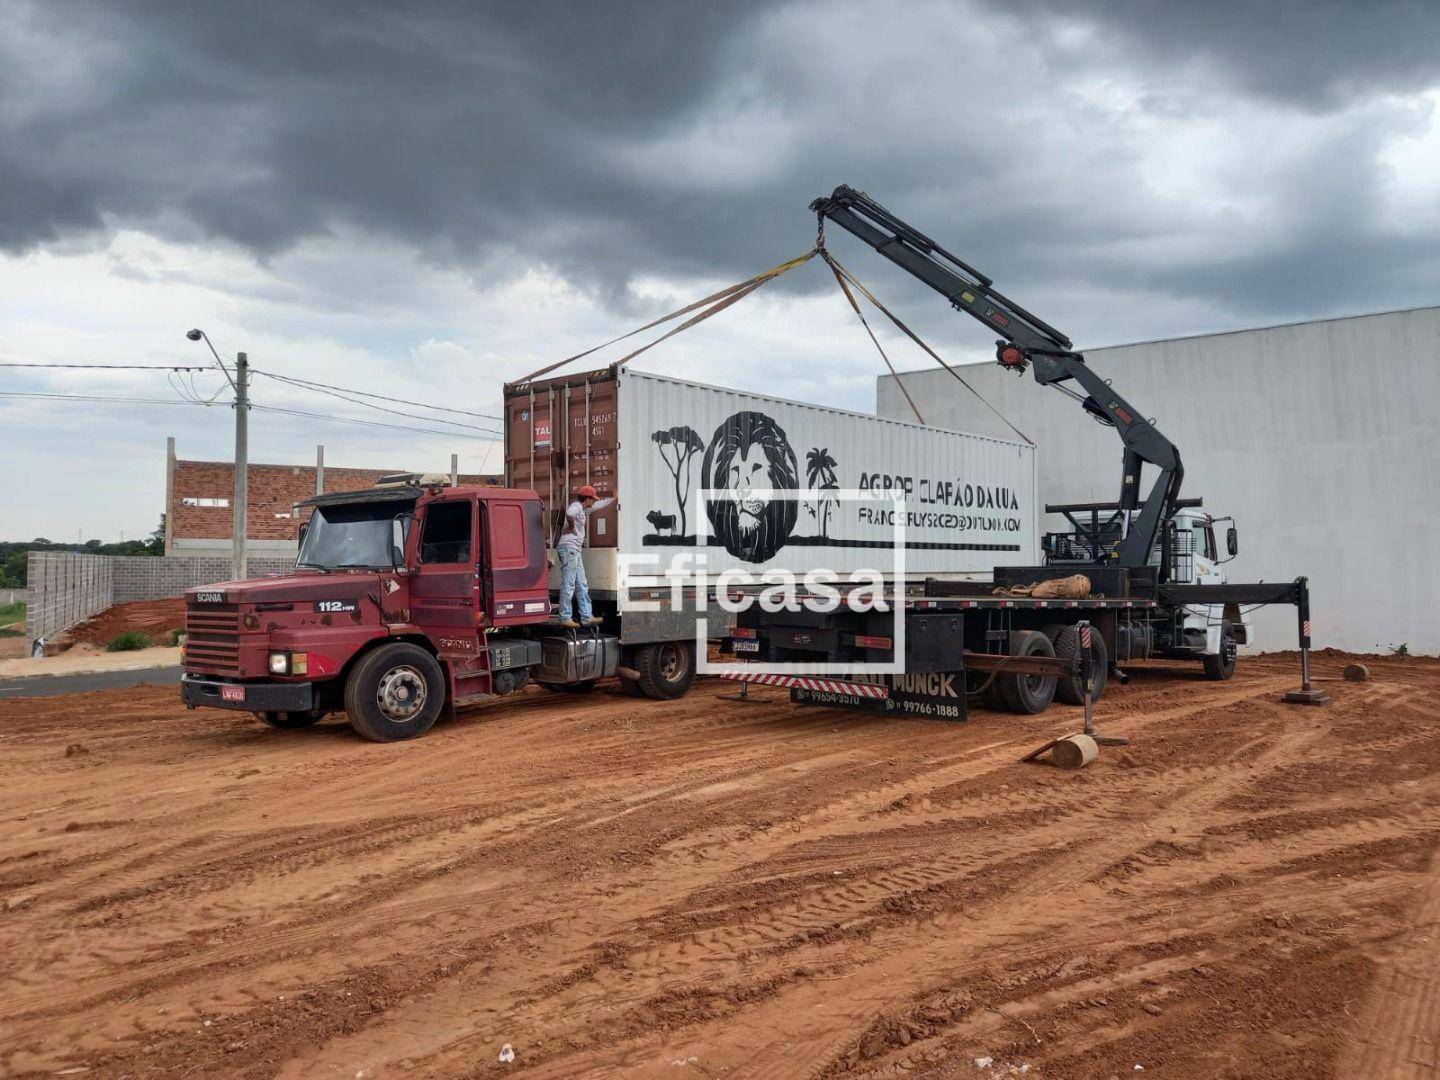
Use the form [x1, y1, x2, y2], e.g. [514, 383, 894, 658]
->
[995, 0, 1440, 109]
[3, 0, 1439, 331]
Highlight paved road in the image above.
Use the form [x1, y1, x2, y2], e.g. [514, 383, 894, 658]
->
[0, 665, 181, 699]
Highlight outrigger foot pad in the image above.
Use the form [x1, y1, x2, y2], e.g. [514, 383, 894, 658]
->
[1283, 688, 1330, 706]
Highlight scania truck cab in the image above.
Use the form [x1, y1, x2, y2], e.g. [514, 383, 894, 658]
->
[180, 475, 621, 741]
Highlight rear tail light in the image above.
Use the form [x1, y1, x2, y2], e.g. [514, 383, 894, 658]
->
[732, 627, 758, 639]
[853, 634, 893, 650]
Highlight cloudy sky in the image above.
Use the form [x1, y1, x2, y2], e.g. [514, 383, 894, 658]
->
[3, 0, 1438, 541]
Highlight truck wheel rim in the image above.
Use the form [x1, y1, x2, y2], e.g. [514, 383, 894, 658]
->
[658, 644, 687, 681]
[377, 665, 427, 721]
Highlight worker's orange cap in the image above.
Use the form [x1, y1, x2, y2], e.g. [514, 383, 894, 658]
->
[576, 485, 598, 499]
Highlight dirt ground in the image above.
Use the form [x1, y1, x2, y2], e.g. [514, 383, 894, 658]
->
[1, 650, 1437, 1079]
[61, 597, 187, 648]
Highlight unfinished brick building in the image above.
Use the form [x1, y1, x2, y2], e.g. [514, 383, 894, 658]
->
[163, 438, 501, 557]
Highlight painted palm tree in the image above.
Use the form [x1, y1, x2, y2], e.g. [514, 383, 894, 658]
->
[806, 447, 840, 539]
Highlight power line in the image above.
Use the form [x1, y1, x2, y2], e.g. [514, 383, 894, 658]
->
[0, 362, 215, 371]
[252, 369, 502, 421]
[1, 359, 502, 425]
[0, 390, 221, 407]
[0, 390, 500, 443]
[251, 404, 499, 440]
[251, 369, 502, 435]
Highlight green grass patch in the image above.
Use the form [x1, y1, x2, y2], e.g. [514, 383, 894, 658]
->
[106, 631, 152, 652]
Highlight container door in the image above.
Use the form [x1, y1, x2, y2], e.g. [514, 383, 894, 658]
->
[506, 385, 562, 543]
[562, 377, 619, 548]
[409, 498, 482, 663]
[505, 373, 619, 549]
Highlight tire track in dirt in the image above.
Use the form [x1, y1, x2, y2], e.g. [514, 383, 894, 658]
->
[1336, 850, 1440, 1078]
[4, 655, 1438, 1079]
[381, 676, 1320, 1076]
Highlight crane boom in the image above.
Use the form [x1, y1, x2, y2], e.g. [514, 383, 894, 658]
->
[810, 184, 1184, 573]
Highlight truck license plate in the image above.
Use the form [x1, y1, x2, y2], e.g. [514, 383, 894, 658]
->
[221, 685, 245, 702]
[733, 640, 759, 653]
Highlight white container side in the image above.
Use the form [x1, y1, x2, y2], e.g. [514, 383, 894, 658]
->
[614, 368, 1037, 587]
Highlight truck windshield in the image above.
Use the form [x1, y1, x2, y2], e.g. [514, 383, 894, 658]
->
[298, 501, 414, 570]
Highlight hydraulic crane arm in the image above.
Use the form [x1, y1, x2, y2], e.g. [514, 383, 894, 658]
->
[810, 184, 1184, 571]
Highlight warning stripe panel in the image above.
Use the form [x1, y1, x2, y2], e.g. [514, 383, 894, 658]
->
[716, 671, 890, 699]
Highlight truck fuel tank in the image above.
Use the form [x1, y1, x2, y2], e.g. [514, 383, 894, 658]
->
[535, 631, 620, 684]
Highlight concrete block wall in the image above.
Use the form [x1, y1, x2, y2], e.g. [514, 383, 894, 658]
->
[0, 587, 23, 606]
[26, 552, 115, 644]
[110, 555, 296, 602]
[26, 553, 298, 646]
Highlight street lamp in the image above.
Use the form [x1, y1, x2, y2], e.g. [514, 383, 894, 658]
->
[186, 328, 249, 581]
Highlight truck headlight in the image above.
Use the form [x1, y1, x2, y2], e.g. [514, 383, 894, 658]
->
[268, 651, 308, 676]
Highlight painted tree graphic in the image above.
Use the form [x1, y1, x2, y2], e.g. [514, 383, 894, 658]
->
[806, 447, 840, 539]
[653, 426, 705, 535]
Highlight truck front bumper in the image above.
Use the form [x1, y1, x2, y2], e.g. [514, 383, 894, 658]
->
[181, 674, 314, 713]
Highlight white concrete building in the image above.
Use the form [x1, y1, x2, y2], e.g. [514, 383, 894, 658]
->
[877, 306, 1440, 655]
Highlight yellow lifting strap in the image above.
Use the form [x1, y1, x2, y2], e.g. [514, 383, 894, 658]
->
[823, 253, 1035, 447]
[821, 248, 926, 425]
[515, 248, 819, 384]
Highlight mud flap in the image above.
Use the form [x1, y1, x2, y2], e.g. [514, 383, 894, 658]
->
[791, 671, 967, 721]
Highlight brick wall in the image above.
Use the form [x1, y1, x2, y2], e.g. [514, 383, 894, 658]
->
[170, 459, 502, 546]
[26, 552, 115, 644]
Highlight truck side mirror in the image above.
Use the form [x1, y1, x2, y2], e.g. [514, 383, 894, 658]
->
[391, 517, 407, 567]
[1226, 526, 1238, 558]
[297, 522, 308, 550]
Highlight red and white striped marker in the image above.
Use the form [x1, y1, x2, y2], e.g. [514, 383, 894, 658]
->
[716, 671, 889, 699]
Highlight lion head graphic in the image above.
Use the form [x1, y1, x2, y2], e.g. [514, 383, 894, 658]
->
[702, 411, 799, 563]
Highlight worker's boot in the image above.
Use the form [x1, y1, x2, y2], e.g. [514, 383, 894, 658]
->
[585, 616, 603, 626]
[561, 618, 580, 628]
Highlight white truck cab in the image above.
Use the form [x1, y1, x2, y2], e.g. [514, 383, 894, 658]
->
[1161, 507, 1252, 668]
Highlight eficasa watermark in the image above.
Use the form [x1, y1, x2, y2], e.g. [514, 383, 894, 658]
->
[617, 488, 907, 676]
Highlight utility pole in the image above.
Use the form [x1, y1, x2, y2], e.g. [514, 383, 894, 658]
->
[186, 329, 249, 581]
[233, 352, 249, 581]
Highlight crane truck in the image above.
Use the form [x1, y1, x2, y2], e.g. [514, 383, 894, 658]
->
[720, 185, 1326, 719]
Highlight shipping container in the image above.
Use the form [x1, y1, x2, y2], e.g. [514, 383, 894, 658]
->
[505, 367, 1037, 645]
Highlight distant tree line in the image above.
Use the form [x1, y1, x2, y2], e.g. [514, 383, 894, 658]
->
[0, 517, 165, 588]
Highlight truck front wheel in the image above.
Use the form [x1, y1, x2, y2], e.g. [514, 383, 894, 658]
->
[1203, 622, 1238, 681]
[634, 641, 695, 699]
[344, 643, 446, 742]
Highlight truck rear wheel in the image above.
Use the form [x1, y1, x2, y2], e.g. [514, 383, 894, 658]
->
[998, 630, 1058, 715]
[634, 641, 695, 699]
[255, 710, 320, 730]
[1045, 624, 1108, 706]
[344, 642, 446, 742]
[1203, 621, 1238, 681]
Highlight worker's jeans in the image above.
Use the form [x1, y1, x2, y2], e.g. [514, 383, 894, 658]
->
[557, 545, 591, 622]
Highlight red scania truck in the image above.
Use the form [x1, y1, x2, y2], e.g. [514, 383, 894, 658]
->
[179, 476, 625, 741]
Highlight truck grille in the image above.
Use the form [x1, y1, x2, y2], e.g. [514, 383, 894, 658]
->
[185, 604, 241, 674]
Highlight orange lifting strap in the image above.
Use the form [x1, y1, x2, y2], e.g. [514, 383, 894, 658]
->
[515, 246, 1032, 446]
